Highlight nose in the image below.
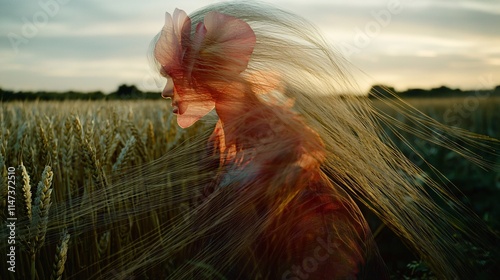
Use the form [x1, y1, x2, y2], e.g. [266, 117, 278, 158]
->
[161, 86, 174, 99]
[162, 87, 173, 99]
[161, 77, 174, 99]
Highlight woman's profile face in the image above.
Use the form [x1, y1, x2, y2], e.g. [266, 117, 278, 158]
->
[159, 71, 215, 128]
[154, 9, 256, 128]
[160, 75, 182, 115]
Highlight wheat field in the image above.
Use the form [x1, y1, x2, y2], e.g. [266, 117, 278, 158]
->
[0, 100, 219, 279]
[0, 98, 498, 279]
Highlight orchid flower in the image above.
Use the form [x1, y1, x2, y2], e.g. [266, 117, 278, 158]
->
[154, 8, 256, 128]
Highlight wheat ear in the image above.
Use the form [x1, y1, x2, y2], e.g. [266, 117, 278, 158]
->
[17, 162, 34, 254]
[51, 229, 70, 280]
[0, 152, 7, 218]
[97, 231, 110, 259]
[127, 121, 148, 162]
[112, 136, 137, 172]
[32, 165, 54, 252]
[19, 162, 32, 221]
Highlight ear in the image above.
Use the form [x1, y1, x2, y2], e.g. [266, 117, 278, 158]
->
[154, 8, 191, 72]
[194, 11, 256, 75]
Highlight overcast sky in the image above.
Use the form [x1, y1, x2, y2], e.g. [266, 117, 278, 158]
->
[1, 0, 499, 93]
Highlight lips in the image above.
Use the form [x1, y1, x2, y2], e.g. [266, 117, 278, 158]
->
[172, 105, 179, 114]
[172, 100, 186, 115]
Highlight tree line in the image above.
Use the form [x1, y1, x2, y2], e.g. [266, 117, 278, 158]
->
[368, 85, 500, 99]
[0, 84, 161, 102]
[2, 83, 500, 101]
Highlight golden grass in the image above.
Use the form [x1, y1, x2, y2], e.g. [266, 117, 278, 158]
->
[0, 100, 213, 279]
[0, 98, 498, 279]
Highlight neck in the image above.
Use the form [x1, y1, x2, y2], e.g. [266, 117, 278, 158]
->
[215, 85, 260, 126]
[214, 87, 265, 148]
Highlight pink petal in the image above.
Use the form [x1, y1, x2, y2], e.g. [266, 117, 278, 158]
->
[173, 8, 192, 51]
[200, 11, 256, 73]
[177, 98, 215, 128]
[154, 9, 191, 73]
[173, 82, 215, 128]
[186, 22, 207, 78]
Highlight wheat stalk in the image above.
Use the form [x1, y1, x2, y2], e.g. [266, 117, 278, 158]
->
[45, 118, 59, 168]
[102, 120, 113, 163]
[13, 122, 28, 164]
[19, 162, 33, 221]
[97, 231, 110, 259]
[20, 133, 32, 170]
[97, 122, 109, 165]
[32, 165, 54, 253]
[73, 116, 84, 165]
[61, 117, 74, 169]
[127, 121, 148, 162]
[106, 132, 123, 165]
[112, 136, 137, 172]
[37, 122, 50, 166]
[14, 161, 35, 257]
[0, 130, 9, 160]
[146, 120, 156, 158]
[62, 117, 76, 198]
[83, 137, 101, 187]
[0, 152, 7, 218]
[51, 229, 70, 280]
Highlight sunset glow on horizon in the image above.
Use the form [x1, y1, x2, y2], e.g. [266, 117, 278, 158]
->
[1, 0, 499, 94]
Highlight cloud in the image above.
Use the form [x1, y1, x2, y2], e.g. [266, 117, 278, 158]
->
[287, 0, 500, 91]
[291, 1, 500, 39]
[0, 0, 499, 92]
[352, 53, 499, 91]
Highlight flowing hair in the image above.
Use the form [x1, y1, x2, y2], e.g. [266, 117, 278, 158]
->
[178, 2, 497, 277]
[38, 1, 497, 279]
